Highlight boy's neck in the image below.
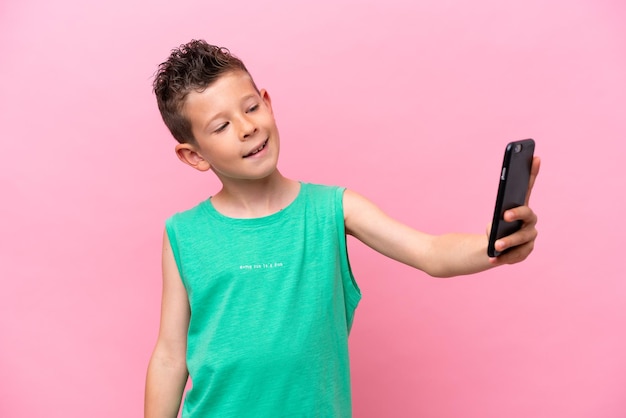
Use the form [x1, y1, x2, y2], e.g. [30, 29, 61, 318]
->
[211, 171, 300, 218]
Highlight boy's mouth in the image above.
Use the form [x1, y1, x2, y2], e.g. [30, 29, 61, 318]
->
[243, 139, 268, 158]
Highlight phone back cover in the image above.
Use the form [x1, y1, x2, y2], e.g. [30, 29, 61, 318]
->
[488, 139, 535, 257]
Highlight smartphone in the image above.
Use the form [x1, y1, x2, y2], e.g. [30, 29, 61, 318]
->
[487, 139, 535, 257]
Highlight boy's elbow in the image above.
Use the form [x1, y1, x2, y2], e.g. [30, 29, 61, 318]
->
[417, 237, 457, 278]
[149, 339, 188, 373]
[407, 257, 454, 278]
[425, 267, 456, 279]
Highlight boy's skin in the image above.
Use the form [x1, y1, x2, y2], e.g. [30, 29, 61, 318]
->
[145, 70, 540, 417]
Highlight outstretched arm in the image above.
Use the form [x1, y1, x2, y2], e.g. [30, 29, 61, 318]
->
[145, 230, 190, 418]
[343, 157, 540, 277]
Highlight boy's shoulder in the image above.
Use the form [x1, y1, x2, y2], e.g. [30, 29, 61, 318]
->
[292, 182, 346, 206]
[301, 181, 344, 194]
[165, 197, 211, 230]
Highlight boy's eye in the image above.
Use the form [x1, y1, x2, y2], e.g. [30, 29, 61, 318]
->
[214, 122, 229, 133]
[247, 104, 259, 113]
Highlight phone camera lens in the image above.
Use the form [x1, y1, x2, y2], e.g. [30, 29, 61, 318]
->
[514, 144, 522, 153]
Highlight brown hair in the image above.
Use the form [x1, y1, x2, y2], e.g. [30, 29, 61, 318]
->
[153, 40, 252, 144]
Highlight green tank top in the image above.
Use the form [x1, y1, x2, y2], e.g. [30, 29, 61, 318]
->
[166, 183, 361, 417]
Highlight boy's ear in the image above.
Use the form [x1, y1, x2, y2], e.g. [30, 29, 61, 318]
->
[175, 143, 211, 172]
[260, 89, 273, 113]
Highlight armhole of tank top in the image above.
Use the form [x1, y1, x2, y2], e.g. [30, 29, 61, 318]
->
[164, 217, 185, 287]
[335, 187, 361, 306]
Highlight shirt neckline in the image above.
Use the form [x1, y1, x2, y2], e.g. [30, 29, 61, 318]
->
[201, 182, 305, 227]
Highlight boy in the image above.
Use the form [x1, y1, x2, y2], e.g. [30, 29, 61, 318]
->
[145, 39, 540, 418]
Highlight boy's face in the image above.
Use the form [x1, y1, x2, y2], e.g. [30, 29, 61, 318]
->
[177, 71, 280, 184]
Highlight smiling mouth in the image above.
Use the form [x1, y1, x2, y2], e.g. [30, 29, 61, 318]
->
[243, 139, 268, 158]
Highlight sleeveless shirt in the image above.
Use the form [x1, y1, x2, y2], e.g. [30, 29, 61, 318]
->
[165, 183, 361, 417]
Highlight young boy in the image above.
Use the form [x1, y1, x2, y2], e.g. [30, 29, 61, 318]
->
[145, 39, 540, 418]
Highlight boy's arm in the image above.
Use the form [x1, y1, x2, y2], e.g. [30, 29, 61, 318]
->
[145, 230, 190, 418]
[343, 157, 540, 278]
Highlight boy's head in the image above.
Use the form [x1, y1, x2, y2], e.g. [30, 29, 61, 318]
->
[153, 39, 254, 144]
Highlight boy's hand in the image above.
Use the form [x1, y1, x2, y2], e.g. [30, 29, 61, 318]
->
[489, 156, 541, 265]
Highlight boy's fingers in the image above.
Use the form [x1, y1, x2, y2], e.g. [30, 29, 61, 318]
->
[525, 156, 541, 206]
[503, 205, 537, 224]
[495, 224, 538, 252]
[490, 240, 535, 265]
[495, 205, 538, 258]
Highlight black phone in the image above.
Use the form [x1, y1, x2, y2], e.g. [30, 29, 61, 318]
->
[487, 139, 535, 257]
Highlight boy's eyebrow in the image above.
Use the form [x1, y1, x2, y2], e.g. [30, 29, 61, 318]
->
[194, 107, 224, 132]
[240, 93, 259, 103]
[201, 93, 260, 131]
[201, 114, 223, 132]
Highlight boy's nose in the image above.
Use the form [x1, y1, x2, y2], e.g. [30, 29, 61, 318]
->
[242, 127, 257, 139]
[240, 117, 257, 140]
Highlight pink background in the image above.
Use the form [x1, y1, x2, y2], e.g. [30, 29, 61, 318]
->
[1, 0, 625, 416]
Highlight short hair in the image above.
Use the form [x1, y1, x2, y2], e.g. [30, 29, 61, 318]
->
[153, 39, 252, 144]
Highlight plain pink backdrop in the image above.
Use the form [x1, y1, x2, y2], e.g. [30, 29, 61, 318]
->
[1, 0, 625, 417]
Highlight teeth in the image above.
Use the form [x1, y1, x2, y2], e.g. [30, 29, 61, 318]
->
[248, 141, 266, 156]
